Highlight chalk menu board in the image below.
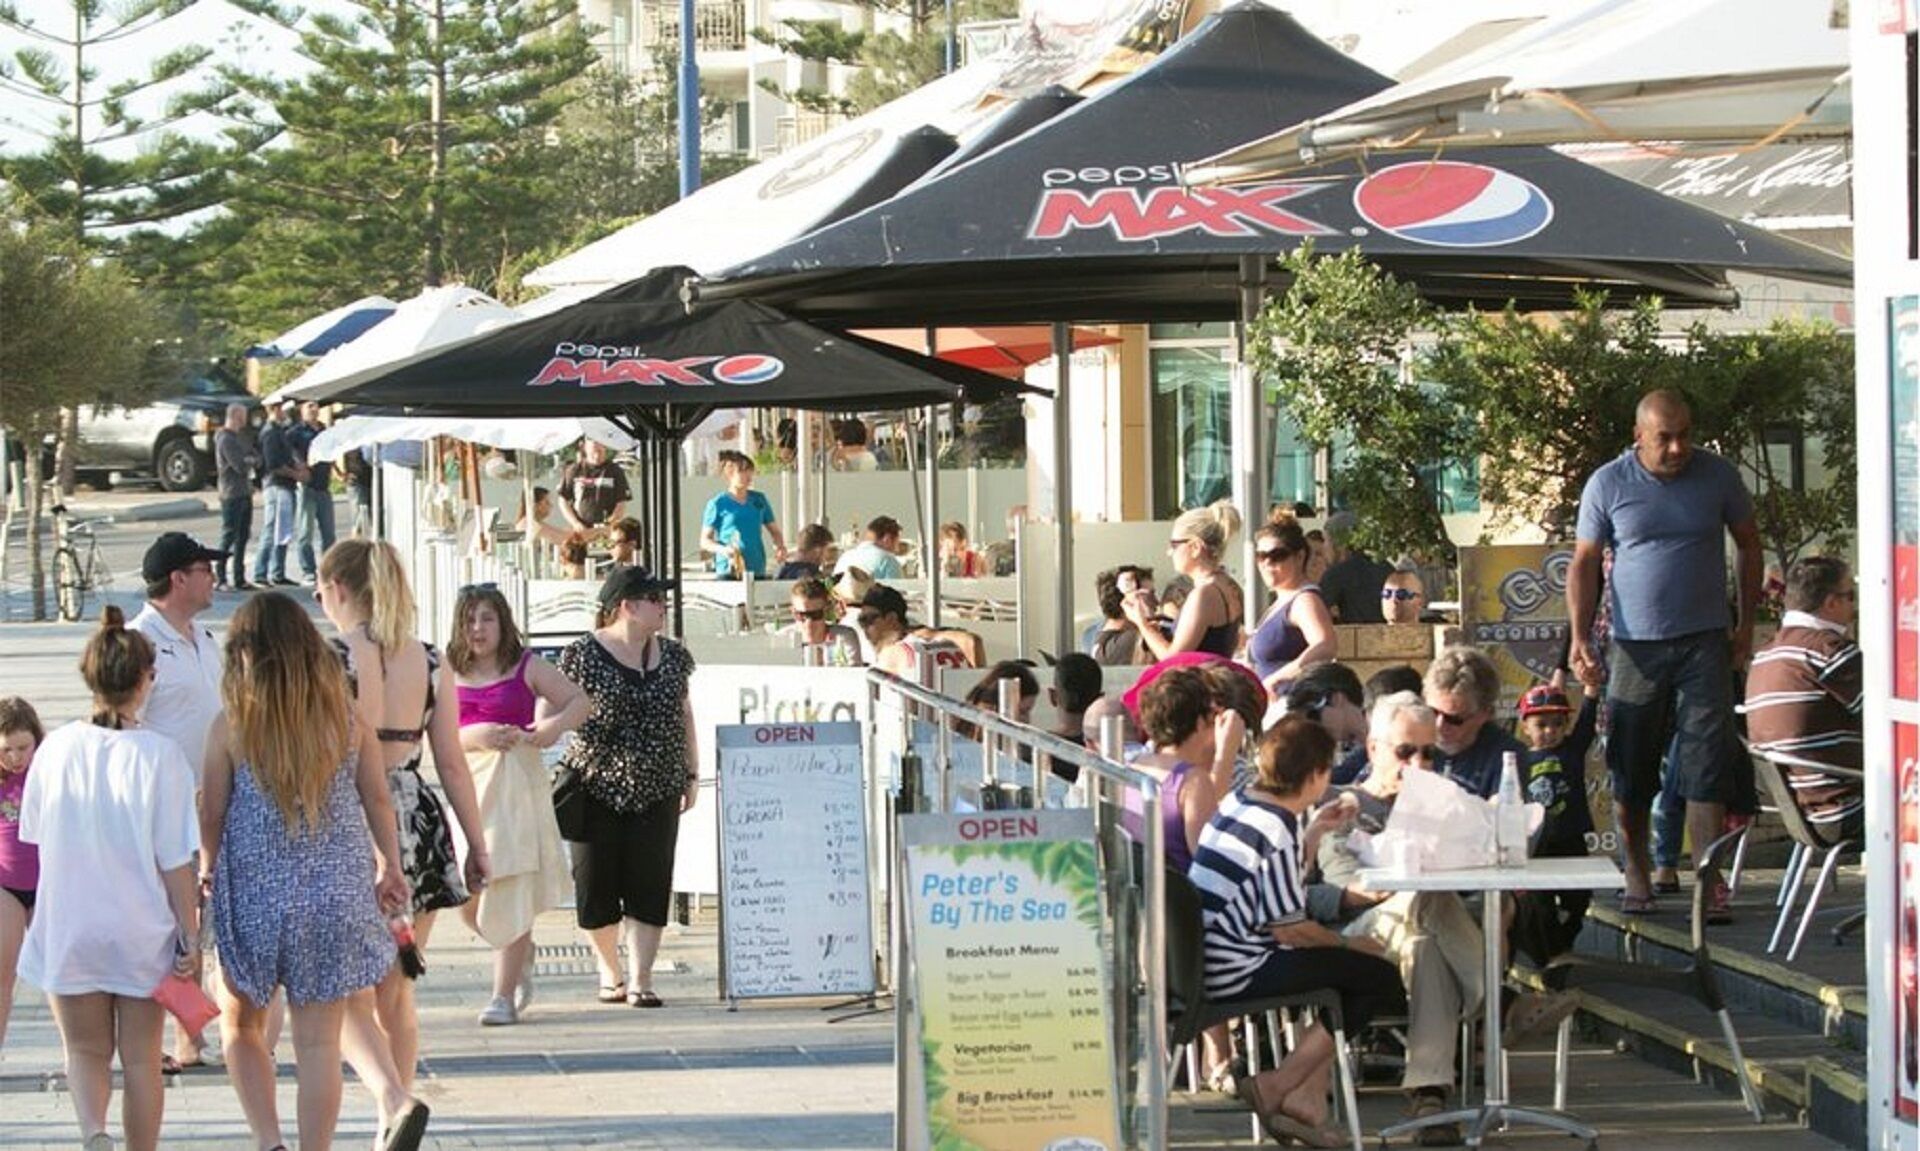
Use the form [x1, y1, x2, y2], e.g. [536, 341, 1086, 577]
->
[716, 721, 874, 1000]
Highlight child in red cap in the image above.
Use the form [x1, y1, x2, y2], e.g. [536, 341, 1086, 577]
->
[1512, 668, 1602, 962]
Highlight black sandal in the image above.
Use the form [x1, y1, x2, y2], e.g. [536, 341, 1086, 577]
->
[628, 988, 664, 1008]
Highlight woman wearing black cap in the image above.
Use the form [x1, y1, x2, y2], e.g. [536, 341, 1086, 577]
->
[554, 567, 698, 1008]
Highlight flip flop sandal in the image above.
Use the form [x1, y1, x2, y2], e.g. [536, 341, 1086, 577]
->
[382, 1100, 430, 1151]
[1235, 1078, 1342, 1147]
[1617, 892, 1658, 915]
[628, 989, 664, 1008]
[597, 982, 627, 1004]
[1652, 879, 1682, 895]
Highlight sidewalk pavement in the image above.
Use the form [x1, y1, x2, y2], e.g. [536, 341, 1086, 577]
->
[1, 907, 1847, 1150]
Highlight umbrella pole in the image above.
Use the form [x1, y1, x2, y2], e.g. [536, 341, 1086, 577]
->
[796, 409, 813, 532]
[669, 432, 685, 638]
[925, 328, 942, 628]
[1233, 254, 1270, 617]
[1051, 322, 1074, 658]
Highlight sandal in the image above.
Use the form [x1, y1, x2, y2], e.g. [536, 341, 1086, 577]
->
[382, 1099, 430, 1151]
[1617, 892, 1657, 915]
[628, 988, 664, 1008]
[1202, 1061, 1238, 1096]
[597, 981, 627, 1004]
[1235, 1077, 1342, 1148]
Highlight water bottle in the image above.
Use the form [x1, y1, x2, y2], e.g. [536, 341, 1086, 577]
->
[1496, 752, 1528, 867]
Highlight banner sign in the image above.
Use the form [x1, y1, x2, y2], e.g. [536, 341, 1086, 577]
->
[901, 809, 1121, 1151]
[1899, 723, 1920, 1120]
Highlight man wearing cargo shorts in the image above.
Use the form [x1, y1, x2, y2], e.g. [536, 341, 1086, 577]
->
[1566, 390, 1762, 919]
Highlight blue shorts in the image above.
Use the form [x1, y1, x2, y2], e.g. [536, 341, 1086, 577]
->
[1604, 631, 1737, 808]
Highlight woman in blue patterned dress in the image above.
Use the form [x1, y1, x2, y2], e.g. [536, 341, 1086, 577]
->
[201, 593, 427, 1151]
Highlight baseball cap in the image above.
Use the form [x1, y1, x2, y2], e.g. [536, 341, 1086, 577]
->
[854, 583, 909, 621]
[1518, 684, 1572, 718]
[142, 532, 228, 582]
[597, 565, 677, 609]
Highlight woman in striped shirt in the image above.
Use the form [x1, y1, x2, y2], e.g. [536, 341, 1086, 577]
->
[1190, 716, 1405, 1147]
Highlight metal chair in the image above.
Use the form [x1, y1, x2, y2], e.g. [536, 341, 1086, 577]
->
[1164, 868, 1365, 1150]
[1542, 828, 1765, 1122]
[1749, 754, 1863, 962]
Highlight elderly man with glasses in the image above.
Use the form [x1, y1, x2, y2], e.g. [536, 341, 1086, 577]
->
[1424, 645, 1527, 800]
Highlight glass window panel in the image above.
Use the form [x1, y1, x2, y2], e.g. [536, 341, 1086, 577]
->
[1149, 346, 1232, 517]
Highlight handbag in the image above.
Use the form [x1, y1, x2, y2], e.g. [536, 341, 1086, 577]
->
[153, 937, 218, 1041]
[552, 764, 589, 842]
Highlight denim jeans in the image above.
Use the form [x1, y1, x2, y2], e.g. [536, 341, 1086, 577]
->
[218, 496, 252, 585]
[252, 485, 296, 582]
[296, 488, 337, 577]
[1652, 733, 1686, 870]
[1604, 630, 1737, 810]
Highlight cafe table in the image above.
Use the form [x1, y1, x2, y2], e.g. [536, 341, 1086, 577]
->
[1359, 855, 1625, 1149]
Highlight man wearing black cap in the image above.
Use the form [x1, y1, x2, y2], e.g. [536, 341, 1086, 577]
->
[131, 530, 227, 1069]
[852, 583, 973, 682]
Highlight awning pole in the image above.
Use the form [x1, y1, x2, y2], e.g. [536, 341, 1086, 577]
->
[668, 426, 685, 638]
[796, 409, 814, 531]
[1051, 322, 1074, 658]
[1233, 255, 1269, 616]
[925, 328, 942, 628]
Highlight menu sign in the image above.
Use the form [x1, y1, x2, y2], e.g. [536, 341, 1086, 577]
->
[901, 810, 1121, 1151]
[716, 722, 873, 1000]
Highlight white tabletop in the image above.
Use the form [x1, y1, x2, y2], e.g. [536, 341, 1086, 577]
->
[1359, 856, 1626, 894]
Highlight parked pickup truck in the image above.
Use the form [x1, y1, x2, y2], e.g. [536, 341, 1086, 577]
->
[70, 374, 263, 492]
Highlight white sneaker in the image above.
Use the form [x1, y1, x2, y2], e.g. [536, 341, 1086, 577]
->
[477, 996, 517, 1026]
[514, 970, 534, 1013]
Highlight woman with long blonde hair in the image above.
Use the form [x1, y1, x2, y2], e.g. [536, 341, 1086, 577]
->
[202, 593, 422, 1151]
[1126, 500, 1245, 660]
[316, 539, 487, 1101]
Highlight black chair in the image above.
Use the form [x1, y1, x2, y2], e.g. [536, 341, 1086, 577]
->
[1164, 867, 1364, 1150]
[1749, 753, 1864, 962]
[1541, 828, 1765, 1121]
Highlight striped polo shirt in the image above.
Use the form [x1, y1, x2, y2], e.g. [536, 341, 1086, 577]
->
[1189, 790, 1304, 1001]
[1743, 612, 1863, 827]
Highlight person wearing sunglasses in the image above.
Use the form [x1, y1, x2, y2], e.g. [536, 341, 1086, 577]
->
[1123, 502, 1243, 661]
[1380, 569, 1427, 626]
[783, 577, 863, 667]
[1248, 517, 1336, 698]
[1422, 646, 1525, 800]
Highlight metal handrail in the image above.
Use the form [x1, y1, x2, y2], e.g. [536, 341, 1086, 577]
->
[865, 666, 1170, 1151]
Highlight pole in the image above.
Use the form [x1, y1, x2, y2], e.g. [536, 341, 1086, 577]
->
[677, 0, 701, 199]
[668, 432, 685, 637]
[1051, 322, 1074, 658]
[944, 0, 956, 74]
[925, 329, 942, 628]
[1232, 254, 1269, 615]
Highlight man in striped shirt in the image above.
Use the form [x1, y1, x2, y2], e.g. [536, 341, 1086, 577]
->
[1744, 557, 1863, 836]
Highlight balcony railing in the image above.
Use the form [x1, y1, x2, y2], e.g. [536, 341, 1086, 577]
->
[769, 108, 847, 156]
[638, 0, 747, 53]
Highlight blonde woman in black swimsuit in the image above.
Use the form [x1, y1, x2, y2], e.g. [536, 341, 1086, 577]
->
[1126, 500, 1245, 660]
[317, 540, 488, 1126]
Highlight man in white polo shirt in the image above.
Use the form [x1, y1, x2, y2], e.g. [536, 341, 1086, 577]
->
[132, 530, 226, 1071]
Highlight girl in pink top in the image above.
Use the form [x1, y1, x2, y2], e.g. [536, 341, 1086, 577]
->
[447, 586, 589, 1026]
[0, 696, 44, 1052]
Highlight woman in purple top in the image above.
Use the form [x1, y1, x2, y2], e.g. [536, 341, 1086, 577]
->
[1248, 517, 1336, 698]
[448, 586, 590, 1027]
[0, 696, 44, 1052]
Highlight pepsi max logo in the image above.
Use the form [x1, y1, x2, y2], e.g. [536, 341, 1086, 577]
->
[710, 354, 784, 384]
[1354, 162, 1552, 248]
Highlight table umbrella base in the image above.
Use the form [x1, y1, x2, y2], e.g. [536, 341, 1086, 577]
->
[1380, 1102, 1599, 1149]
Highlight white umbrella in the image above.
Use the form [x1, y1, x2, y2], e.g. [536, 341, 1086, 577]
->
[311, 415, 640, 459]
[1184, 0, 1850, 185]
[247, 296, 399, 360]
[270, 286, 522, 403]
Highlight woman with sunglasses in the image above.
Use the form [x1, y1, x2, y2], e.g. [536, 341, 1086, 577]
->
[1124, 501, 1243, 660]
[315, 539, 488, 1106]
[1247, 516, 1337, 698]
[555, 567, 699, 1008]
[449, 585, 591, 1026]
[784, 577, 863, 666]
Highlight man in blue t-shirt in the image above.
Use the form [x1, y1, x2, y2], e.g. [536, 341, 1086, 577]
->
[699, 450, 785, 578]
[1567, 389, 1761, 919]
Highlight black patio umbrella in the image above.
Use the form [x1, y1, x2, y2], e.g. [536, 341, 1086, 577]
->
[704, 2, 1850, 325]
[307, 266, 1031, 631]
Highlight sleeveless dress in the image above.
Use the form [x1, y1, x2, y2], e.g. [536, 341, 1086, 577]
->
[1249, 584, 1324, 690]
[458, 653, 571, 946]
[1195, 581, 1243, 658]
[212, 751, 395, 1007]
[336, 635, 468, 916]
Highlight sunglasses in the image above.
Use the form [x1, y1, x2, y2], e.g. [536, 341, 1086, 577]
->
[459, 581, 499, 594]
[1382, 588, 1422, 602]
[1433, 708, 1475, 727]
[1256, 547, 1296, 565]
[1394, 743, 1439, 762]
[791, 607, 826, 621]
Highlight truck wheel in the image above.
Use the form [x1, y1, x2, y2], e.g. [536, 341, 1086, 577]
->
[156, 435, 209, 492]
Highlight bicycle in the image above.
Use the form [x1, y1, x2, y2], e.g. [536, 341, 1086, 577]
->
[52, 504, 112, 623]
